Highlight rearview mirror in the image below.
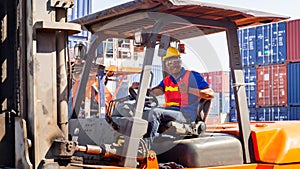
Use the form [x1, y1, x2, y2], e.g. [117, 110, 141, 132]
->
[134, 28, 147, 45]
[158, 34, 170, 57]
[74, 43, 87, 61]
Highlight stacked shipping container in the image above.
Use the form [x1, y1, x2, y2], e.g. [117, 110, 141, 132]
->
[286, 19, 300, 117]
[256, 64, 287, 107]
[230, 18, 300, 122]
[230, 26, 258, 122]
[256, 22, 286, 65]
[201, 71, 230, 123]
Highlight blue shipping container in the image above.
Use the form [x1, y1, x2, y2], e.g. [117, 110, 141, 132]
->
[288, 62, 300, 106]
[289, 106, 300, 120]
[256, 107, 272, 121]
[220, 93, 230, 113]
[229, 107, 257, 122]
[77, 0, 84, 18]
[256, 24, 271, 65]
[271, 22, 287, 64]
[238, 27, 256, 66]
[69, 0, 77, 20]
[69, 0, 92, 39]
[256, 22, 287, 65]
[230, 67, 256, 108]
[70, 0, 93, 19]
[244, 67, 257, 107]
[272, 107, 289, 121]
[257, 107, 289, 121]
[210, 92, 220, 115]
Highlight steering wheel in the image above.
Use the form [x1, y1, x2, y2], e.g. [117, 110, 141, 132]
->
[129, 87, 158, 108]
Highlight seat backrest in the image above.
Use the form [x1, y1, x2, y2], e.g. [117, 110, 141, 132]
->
[195, 98, 212, 123]
[106, 95, 132, 116]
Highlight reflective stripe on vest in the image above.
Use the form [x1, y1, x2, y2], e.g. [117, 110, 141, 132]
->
[163, 70, 191, 107]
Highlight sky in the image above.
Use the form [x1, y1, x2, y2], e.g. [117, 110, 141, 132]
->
[92, 0, 299, 19]
[91, 0, 299, 72]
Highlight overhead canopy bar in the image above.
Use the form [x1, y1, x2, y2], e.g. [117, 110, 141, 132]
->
[73, 0, 288, 39]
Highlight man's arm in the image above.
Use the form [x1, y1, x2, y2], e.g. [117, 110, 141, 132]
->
[188, 87, 214, 100]
[185, 71, 214, 100]
[177, 76, 214, 100]
[130, 82, 164, 96]
[149, 86, 164, 96]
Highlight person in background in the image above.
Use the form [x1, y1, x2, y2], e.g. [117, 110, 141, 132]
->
[132, 46, 214, 144]
[94, 65, 114, 113]
[71, 65, 114, 116]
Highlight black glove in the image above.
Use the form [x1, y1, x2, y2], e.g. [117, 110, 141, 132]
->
[146, 89, 152, 96]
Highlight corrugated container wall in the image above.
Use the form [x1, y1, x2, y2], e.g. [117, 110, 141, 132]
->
[229, 107, 257, 122]
[256, 24, 271, 65]
[244, 67, 257, 107]
[274, 107, 289, 121]
[256, 22, 286, 65]
[257, 107, 289, 121]
[256, 64, 287, 107]
[290, 106, 300, 120]
[68, 0, 92, 59]
[220, 93, 230, 113]
[271, 22, 287, 64]
[230, 67, 256, 109]
[238, 27, 256, 66]
[271, 64, 288, 106]
[210, 93, 220, 115]
[256, 65, 271, 106]
[287, 19, 300, 62]
[201, 71, 230, 93]
[288, 62, 300, 105]
[256, 107, 270, 121]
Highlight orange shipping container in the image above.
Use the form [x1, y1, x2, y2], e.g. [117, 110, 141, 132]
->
[256, 64, 287, 107]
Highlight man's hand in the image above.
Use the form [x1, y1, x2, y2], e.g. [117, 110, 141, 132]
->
[131, 82, 153, 96]
[178, 82, 188, 93]
[200, 88, 214, 100]
[131, 82, 139, 89]
[188, 87, 214, 100]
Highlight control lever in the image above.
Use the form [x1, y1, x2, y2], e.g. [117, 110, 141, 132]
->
[72, 128, 80, 142]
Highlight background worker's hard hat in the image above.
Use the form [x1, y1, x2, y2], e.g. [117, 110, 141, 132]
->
[163, 47, 180, 61]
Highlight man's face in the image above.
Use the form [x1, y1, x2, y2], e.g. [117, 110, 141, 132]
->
[165, 57, 182, 75]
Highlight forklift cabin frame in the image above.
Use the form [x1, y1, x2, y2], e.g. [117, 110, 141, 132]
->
[71, 0, 288, 168]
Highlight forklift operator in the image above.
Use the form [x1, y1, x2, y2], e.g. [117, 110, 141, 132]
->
[134, 46, 214, 144]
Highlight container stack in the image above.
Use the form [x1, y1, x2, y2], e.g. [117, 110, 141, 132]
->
[230, 18, 300, 122]
[230, 26, 258, 122]
[286, 19, 300, 118]
[201, 71, 230, 123]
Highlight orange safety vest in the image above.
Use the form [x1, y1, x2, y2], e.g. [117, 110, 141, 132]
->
[72, 77, 112, 109]
[163, 70, 191, 107]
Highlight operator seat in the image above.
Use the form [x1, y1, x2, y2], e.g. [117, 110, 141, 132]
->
[158, 98, 211, 137]
[105, 95, 136, 133]
[106, 95, 211, 138]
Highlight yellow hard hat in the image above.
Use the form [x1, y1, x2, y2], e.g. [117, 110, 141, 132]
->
[105, 65, 118, 71]
[162, 47, 180, 61]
